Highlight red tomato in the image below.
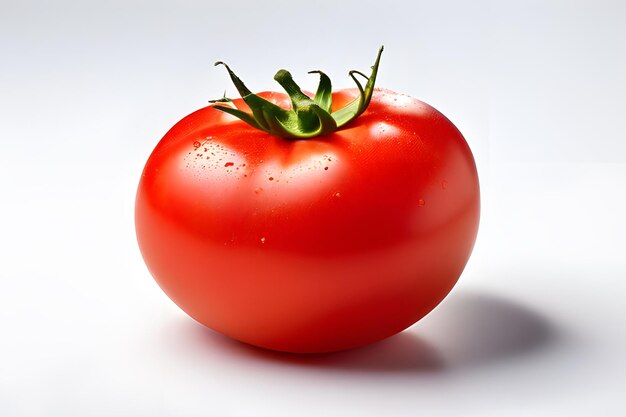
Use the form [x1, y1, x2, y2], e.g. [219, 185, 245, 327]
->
[135, 52, 479, 353]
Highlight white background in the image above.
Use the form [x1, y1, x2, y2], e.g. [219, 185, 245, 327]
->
[1, 0, 625, 415]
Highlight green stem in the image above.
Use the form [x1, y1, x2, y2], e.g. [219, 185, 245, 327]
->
[210, 46, 384, 139]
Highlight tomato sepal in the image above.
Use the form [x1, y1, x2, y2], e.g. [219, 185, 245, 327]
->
[210, 46, 385, 139]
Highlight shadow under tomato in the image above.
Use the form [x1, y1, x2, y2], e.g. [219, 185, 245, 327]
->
[233, 331, 445, 373]
[181, 320, 444, 373]
[167, 290, 559, 374]
[419, 290, 560, 369]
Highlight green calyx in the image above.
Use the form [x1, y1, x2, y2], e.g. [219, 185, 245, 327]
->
[209, 46, 384, 139]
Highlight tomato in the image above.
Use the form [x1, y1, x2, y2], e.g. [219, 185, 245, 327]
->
[135, 48, 479, 353]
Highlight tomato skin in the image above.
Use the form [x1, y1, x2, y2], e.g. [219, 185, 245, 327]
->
[135, 88, 479, 353]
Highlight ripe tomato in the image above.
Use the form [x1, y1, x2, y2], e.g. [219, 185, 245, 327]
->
[135, 48, 479, 353]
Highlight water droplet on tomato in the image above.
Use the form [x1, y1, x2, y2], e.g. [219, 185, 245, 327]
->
[260, 237, 266, 244]
[193, 141, 201, 149]
[417, 199, 426, 207]
[254, 187, 263, 194]
[334, 192, 341, 198]
[224, 162, 234, 167]
[442, 180, 448, 189]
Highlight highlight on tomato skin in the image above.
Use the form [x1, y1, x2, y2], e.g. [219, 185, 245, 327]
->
[135, 48, 480, 353]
